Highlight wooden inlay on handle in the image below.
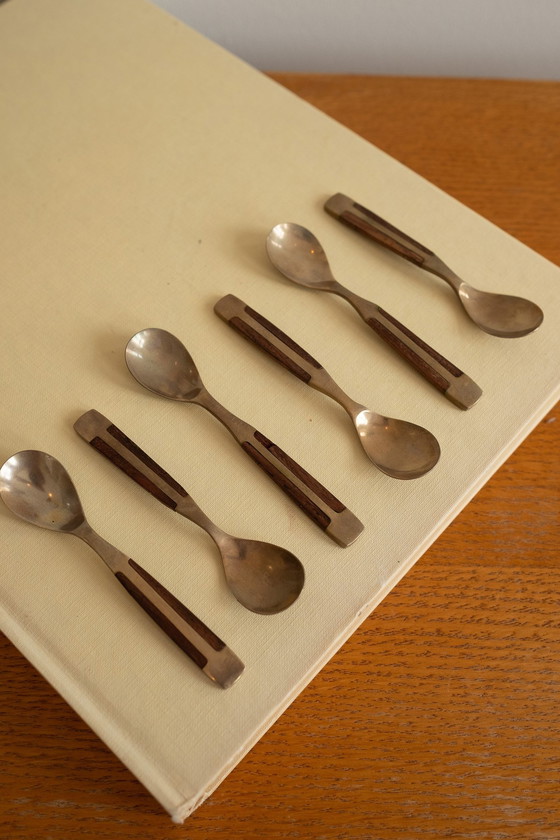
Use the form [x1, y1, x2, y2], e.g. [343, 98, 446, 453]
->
[123, 558, 226, 652]
[243, 304, 323, 370]
[91, 437, 179, 509]
[230, 316, 312, 383]
[366, 319, 449, 393]
[253, 431, 346, 513]
[376, 308, 463, 377]
[115, 570, 209, 668]
[341, 210, 427, 265]
[107, 423, 188, 498]
[241, 440, 332, 531]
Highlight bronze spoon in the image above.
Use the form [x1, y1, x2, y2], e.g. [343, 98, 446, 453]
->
[125, 327, 364, 547]
[325, 193, 543, 338]
[266, 223, 483, 410]
[0, 450, 244, 687]
[215, 295, 440, 479]
[75, 409, 305, 615]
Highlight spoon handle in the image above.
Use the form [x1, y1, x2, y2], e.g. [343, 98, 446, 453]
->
[337, 284, 482, 410]
[324, 192, 455, 284]
[73, 520, 243, 689]
[214, 294, 358, 412]
[193, 392, 363, 548]
[74, 410, 218, 536]
[113, 553, 244, 689]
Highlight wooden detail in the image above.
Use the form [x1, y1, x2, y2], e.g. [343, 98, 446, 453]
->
[252, 431, 346, 513]
[340, 208, 429, 265]
[115, 572, 208, 668]
[366, 316, 449, 392]
[243, 304, 323, 370]
[90, 437, 178, 509]
[106, 424, 188, 499]
[326, 194, 435, 265]
[241, 441, 331, 531]
[376, 307, 463, 377]
[230, 316, 313, 383]
[126, 558, 225, 653]
[367, 303, 464, 391]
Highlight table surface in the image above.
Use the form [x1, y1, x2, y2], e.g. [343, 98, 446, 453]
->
[2, 75, 559, 840]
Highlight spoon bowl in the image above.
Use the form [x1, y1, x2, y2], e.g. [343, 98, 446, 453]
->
[354, 410, 440, 479]
[0, 450, 85, 532]
[220, 536, 304, 614]
[458, 283, 544, 338]
[126, 328, 203, 400]
[267, 223, 334, 288]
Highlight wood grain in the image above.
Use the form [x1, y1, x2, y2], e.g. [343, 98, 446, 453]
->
[230, 315, 315, 381]
[366, 307, 464, 387]
[2, 75, 559, 839]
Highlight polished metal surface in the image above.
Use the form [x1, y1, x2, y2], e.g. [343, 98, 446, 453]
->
[215, 295, 440, 479]
[325, 193, 544, 338]
[0, 449, 85, 533]
[266, 223, 482, 410]
[0, 450, 244, 687]
[74, 409, 305, 614]
[125, 328, 364, 547]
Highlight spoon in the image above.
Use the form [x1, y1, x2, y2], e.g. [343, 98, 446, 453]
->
[215, 295, 440, 479]
[74, 409, 305, 614]
[266, 223, 482, 410]
[325, 193, 544, 338]
[0, 450, 244, 688]
[125, 328, 364, 547]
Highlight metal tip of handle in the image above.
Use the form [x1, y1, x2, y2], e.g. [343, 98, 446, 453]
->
[205, 648, 246, 689]
[327, 508, 365, 548]
[324, 193, 352, 219]
[445, 375, 483, 410]
[74, 408, 107, 440]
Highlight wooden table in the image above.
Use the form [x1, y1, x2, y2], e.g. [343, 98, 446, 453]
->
[2, 76, 559, 839]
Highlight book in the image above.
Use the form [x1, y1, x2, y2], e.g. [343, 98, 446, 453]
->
[1, 0, 559, 822]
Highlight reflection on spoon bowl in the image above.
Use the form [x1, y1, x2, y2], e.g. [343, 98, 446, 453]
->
[220, 535, 305, 614]
[355, 410, 440, 480]
[458, 283, 544, 338]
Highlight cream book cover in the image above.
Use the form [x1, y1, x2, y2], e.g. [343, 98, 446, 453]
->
[1, 0, 559, 822]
